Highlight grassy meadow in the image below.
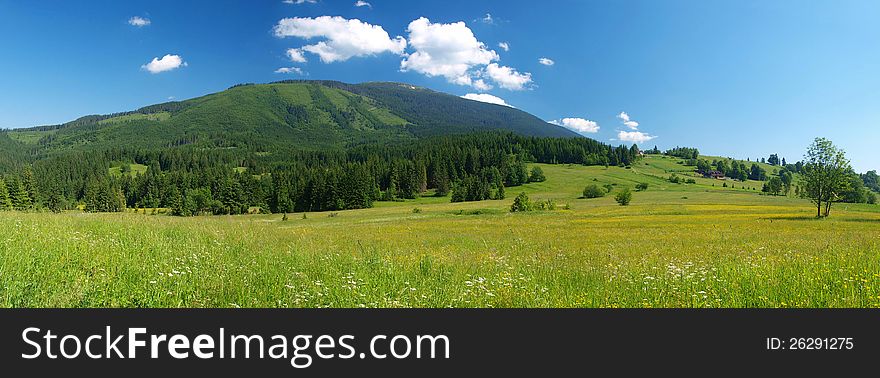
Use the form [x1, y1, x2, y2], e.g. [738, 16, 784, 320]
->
[1, 155, 879, 308]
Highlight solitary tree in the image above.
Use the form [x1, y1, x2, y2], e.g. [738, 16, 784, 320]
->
[800, 138, 851, 217]
[615, 187, 632, 206]
[528, 166, 546, 182]
[510, 192, 533, 212]
[764, 177, 783, 196]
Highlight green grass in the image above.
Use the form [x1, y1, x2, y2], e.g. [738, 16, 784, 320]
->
[1, 156, 878, 308]
[98, 112, 171, 124]
[6, 129, 54, 144]
[108, 163, 148, 177]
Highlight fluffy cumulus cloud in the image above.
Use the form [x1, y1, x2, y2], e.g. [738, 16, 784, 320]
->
[484, 63, 532, 90]
[549, 118, 599, 133]
[498, 42, 509, 51]
[614, 111, 655, 143]
[538, 57, 555, 66]
[274, 16, 406, 63]
[461, 93, 513, 107]
[617, 111, 639, 129]
[617, 130, 656, 143]
[400, 17, 499, 88]
[128, 16, 151, 27]
[142, 54, 186, 74]
[286, 48, 307, 63]
[354, 0, 371, 7]
[275, 67, 304, 74]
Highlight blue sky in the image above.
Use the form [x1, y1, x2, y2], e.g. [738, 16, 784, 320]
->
[0, 0, 877, 172]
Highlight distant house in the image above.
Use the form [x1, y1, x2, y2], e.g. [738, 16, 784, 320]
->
[702, 170, 725, 179]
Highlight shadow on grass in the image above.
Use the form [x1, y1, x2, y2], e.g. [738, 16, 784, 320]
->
[839, 218, 880, 224]
[760, 215, 822, 221]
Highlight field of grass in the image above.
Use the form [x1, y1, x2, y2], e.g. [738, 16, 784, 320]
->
[108, 163, 148, 177]
[1, 156, 878, 308]
[98, 112, 171, 124]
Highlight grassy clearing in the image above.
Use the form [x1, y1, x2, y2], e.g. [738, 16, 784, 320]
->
[1, 157, 878, 308]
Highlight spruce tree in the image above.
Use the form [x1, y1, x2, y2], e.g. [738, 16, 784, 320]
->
[0, 179, 10, 210]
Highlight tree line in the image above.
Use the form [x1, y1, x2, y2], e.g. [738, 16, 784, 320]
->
[0, 132, 640, 215]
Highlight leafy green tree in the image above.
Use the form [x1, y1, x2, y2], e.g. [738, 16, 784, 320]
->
[615, 187, 632, 206]
[583, 184, 605, 198]
[528, 166, 546, 182]
[510, 192, 533, 212]
[861, 170, 879, 192]
[765, 177, 783, 196]
[800, 138, 851, 217]
[779, 171, 793, 194]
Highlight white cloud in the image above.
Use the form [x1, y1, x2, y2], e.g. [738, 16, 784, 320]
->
[274, 16, 406, 63]
[354, 0, 371, 7]
[142, 54, 186, 74]
[617, 111, 640, 129]
[473, 79, 493, 91]
[400, 17, 499, 88]
[549, 118, 600, 133]
[617, 130, 656, 144]
[286, 48, 307, 63]
[283, 0, 316, 4]
[461, 93, 513, 107]
[538, 57, 555, 66]
[478, 13, 494, 25]
[275, 67, 304, 74]
[484, 63, 532, 90]
[128, 16, 151, 27]
[498, 42, 509, 51]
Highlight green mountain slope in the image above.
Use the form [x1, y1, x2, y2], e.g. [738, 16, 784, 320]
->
[8, 81, 579, 153]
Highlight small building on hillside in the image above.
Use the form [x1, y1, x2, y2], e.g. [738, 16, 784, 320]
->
[701, 170, 725, 179]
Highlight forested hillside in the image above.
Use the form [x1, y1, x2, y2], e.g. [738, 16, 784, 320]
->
[6, 81, 577, 154]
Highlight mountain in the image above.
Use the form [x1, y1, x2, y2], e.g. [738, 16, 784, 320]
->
[5, 80, 580, 154]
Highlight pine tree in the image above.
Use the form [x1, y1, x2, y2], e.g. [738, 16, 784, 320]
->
[0, 179, 10, 210]
[8, 177, 31, 210]
[21, 166, 39, 208]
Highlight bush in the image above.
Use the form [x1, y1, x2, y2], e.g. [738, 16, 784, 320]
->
[615, 188, 632, 206]
[536, 199, 556, 210]
[528, 166, 546, 182]
[635, 182, 649, 191]
[583, 184, 605, 199]
[412, 207, 422, 213]
[867, 191, 877, 205]
[603, 184, 614, 193]
[510, 192, 534, 212]
[685, 178, 696, 184]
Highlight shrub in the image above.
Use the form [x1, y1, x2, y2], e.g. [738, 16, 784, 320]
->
[635, 182, 649, 191]
[615, 188, 633, 206]
[603, 184, 614, 193]
[685, 178, 696, 184]
[412, 207, 422, 214]
[536, 199, 557, 210]
[510, 192, 534, 212]
[583, 184, 605, 199]
[528, 166, 546, 182]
